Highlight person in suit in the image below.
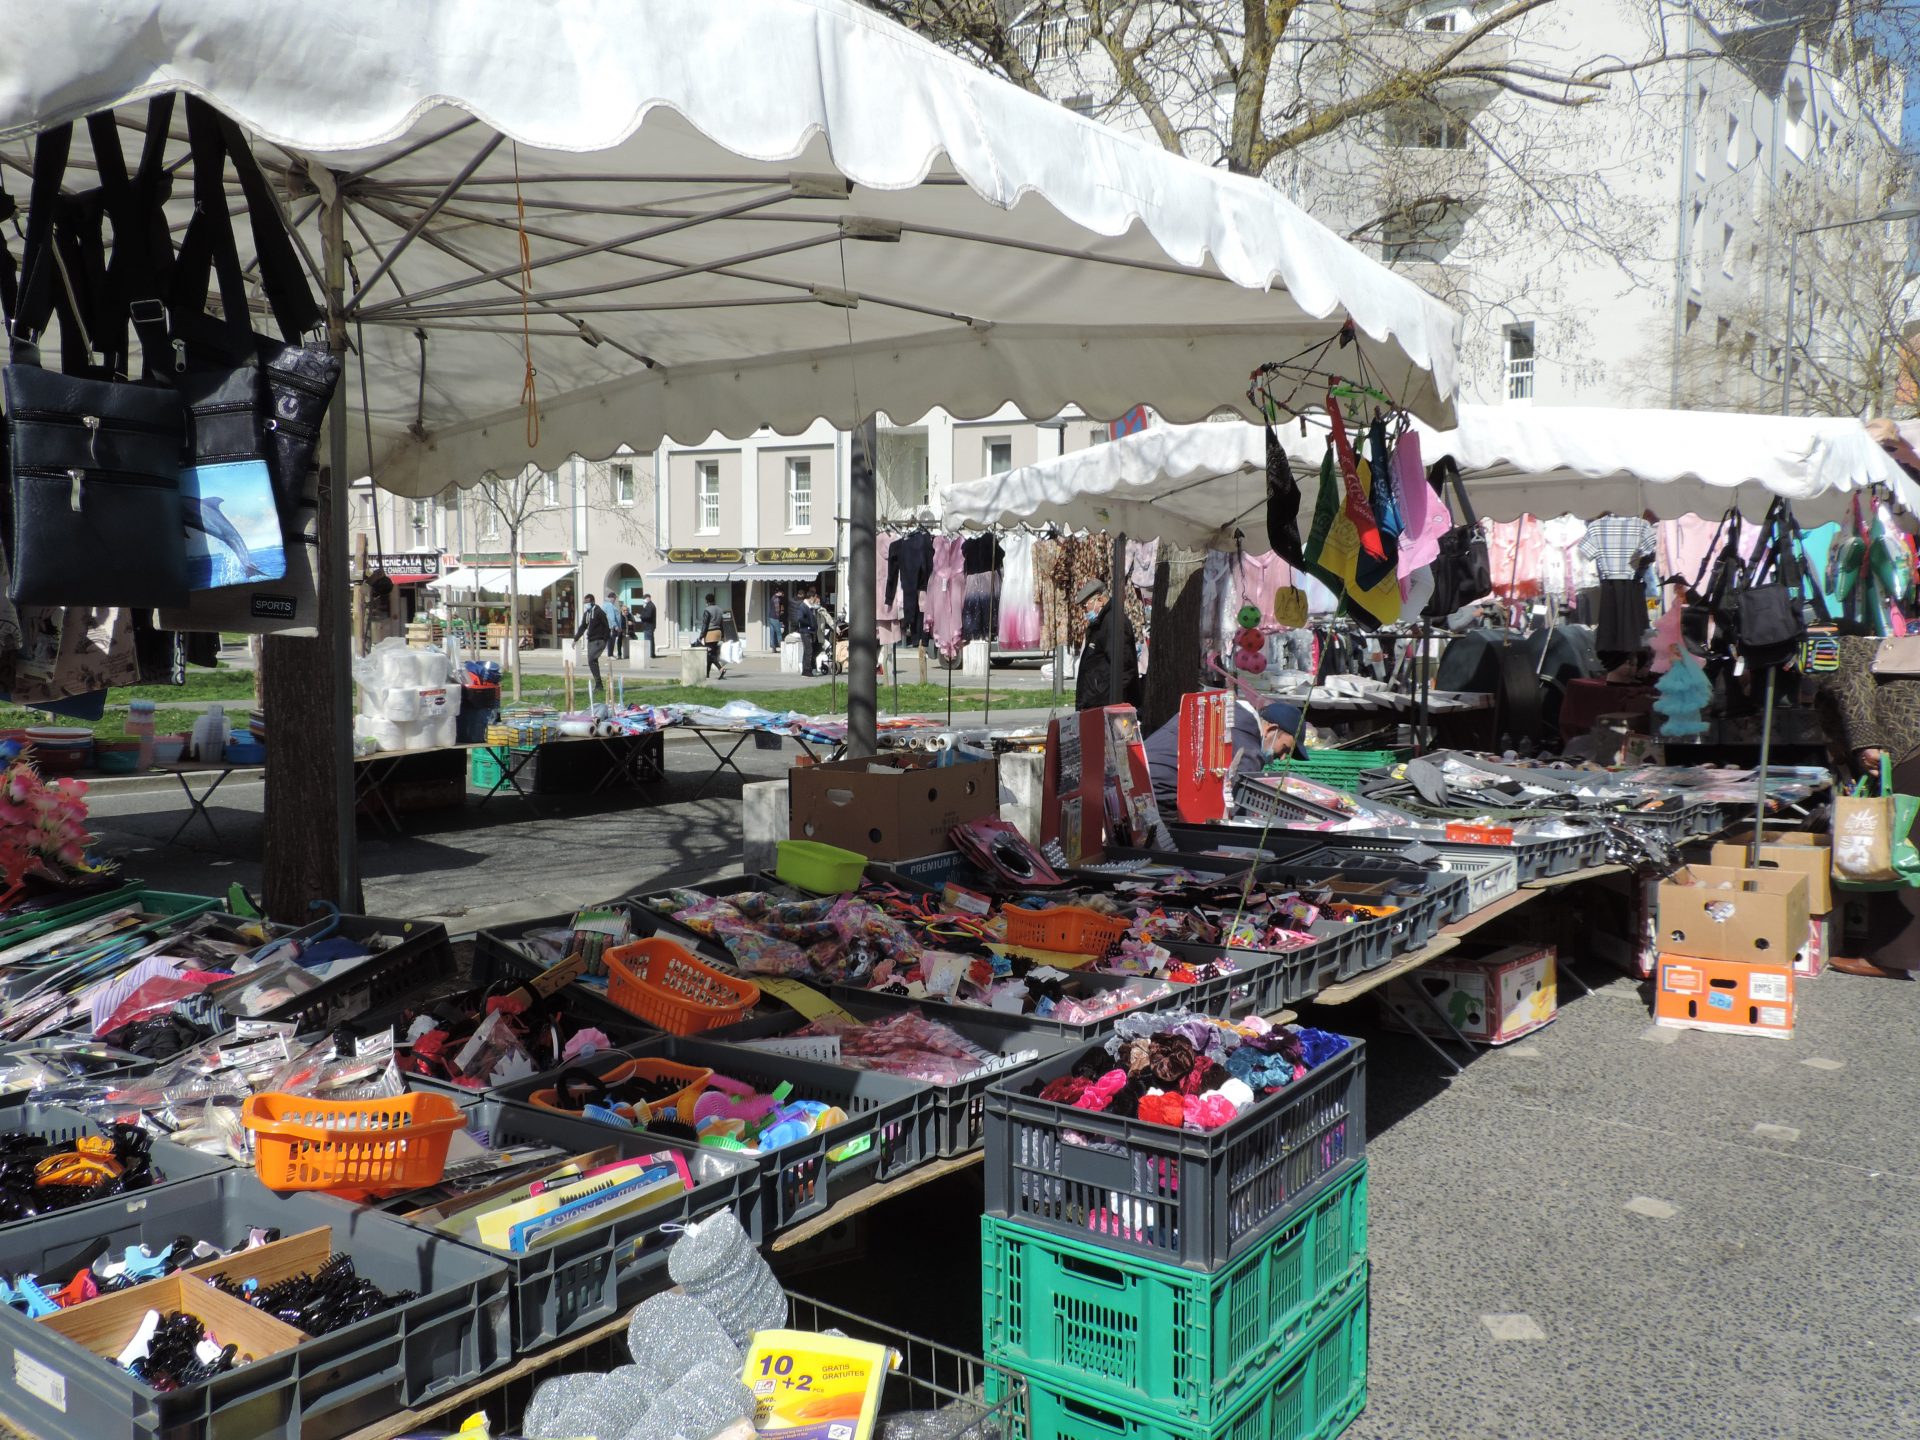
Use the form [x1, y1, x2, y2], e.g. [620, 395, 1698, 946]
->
[633, 590, 657, 663]
[575, 593, 612, 691]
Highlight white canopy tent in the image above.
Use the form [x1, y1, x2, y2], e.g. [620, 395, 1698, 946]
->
[943, 406, 1920, 543]
[0, 0, 1461, 909]
[425, 566, 571, 595]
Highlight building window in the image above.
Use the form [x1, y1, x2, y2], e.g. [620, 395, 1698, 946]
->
[986, 438, 1013, 476]
[1383, 203, 1461, 263]
[1726, 112, 1739, 168]
[1715, 316, 1732, 347]
[542, 468, 559, 506]
[1387, 105, 1468, 150]
[354, 492, 373, 531]
[409, 498, 431, 547]
[1721, 224, 1735, 277]
[1684, 300, 1701, 334]
[1694, 84, 1708, 177]
[610, 462, 635, 506]
[1503, 324, 1534, 402]
[1785, 78, 1810, 157]
[786, 457, 813, 532]
[695, 460, 720, 534]
[1689, 200, 1704, 292]
[1063, 95, 1094, 117]
[480, 502, 500, 542]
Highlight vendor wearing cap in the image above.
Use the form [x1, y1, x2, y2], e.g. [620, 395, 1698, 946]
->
[1141, 698, 1305, 815]
[1073, 577, 1142, 712]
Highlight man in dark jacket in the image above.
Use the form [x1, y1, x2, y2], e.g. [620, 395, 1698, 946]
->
[1074, 579, 1142, 711]
[575, 592, 612, 692]
[633, 590, 657, 663]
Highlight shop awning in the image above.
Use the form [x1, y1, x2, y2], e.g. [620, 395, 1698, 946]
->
[647, 562, 741, 582]
[943, 406, 1920, 541]
[427, 565, 572, 593]
[384, 571, 438, 585]
[746, 564, 834, 580]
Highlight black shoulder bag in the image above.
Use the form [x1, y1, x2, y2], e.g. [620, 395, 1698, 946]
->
[1729, 499, 1807, 671]
[1421, 455, 1491, 619]
[3, 116, 190, 609]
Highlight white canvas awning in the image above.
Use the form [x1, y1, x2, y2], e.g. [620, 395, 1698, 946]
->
[0, 0, 1463, 500]
[426, 565, 570, 593]
[943, 407, 1920, 543]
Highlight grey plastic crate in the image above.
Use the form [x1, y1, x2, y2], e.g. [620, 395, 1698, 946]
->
[406, 1098, 759, 1349]
[984, 1037, 1367, 1271]
[831, 962, 1207, 1042]
[225, 913, 457, 1035]
[0, 1100, 232, 1239]
[1160, 918, 1357, 1010]
[0, 1169, 511, 1440]
[705, 997, 1074, 1156]
[495, 1039, 935, 1236]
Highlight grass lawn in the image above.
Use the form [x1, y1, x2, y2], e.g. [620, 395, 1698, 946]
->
[127, 666, 256, 703]
[502, 678, 1004, 714]
[0, 707, 206, 742]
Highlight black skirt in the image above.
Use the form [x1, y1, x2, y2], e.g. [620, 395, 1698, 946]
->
[1595, 578, 1647, 657]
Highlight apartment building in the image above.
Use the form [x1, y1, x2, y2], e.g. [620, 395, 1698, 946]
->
[1009, 0, 1908, 412]
[349, 410, 1110, 654]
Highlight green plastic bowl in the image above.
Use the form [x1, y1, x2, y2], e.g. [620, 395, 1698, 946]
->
[776, 839, 868, 894]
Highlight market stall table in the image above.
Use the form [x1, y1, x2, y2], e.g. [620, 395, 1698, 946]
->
[158, 760, 264, 845]
[354, 732, 667, 833]
[683, 726, 842, 801]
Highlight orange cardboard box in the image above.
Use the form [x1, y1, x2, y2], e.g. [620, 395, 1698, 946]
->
[1654, 953, 1795, 1038]
[1655, 864, 1810, 965]
[1710, 833, 1833, 915]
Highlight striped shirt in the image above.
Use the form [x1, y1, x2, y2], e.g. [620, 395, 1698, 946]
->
[1578, 515, 1657, 581]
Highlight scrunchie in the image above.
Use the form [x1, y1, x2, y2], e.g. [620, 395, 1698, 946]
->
[1137, 1091, 1185, 1128]
[1184, 1093, 1238, 1131]
[1038, 1076, 1090, 1106]
[1074, 1069, 1129, 1112]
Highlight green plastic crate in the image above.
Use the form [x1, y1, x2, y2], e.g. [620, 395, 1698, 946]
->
[982, 1160, 1367, 1427]
[1265, 749, 1397, 794]
[0, 886, 221, 950]
[990, 1267, 1368, 1440]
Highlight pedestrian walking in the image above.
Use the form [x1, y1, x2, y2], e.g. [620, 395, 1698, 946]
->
[575, 592, 612, 693]
[700, 592, 727, 679]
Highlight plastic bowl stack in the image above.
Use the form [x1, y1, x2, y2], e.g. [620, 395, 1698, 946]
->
[24, 727, 94, 772]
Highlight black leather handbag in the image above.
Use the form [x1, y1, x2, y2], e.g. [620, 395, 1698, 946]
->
[3, 122, 189, 608]
[170, 99, 338, 532]
[1421, 456, 1491, 619]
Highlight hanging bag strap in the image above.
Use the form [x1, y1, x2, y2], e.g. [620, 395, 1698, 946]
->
[9, 122, 75, 364]
[168, 97, 320, 354]
[86, 97, 178, 378]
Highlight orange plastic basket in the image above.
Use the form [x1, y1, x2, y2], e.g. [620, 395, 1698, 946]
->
[1003, 904, 1131, 956]
[604, 938, 762, 1035]
[526, 1056, 713, 1124]
[242, 1092, 467, 1194]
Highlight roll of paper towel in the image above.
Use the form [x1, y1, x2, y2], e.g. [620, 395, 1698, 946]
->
[384, 687, 422, 723]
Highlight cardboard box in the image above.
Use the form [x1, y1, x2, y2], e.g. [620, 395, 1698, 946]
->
[1382, 944, 1558, 1046]
[1796, 912, 1831, 979]
[1710, 832, 1833, 914]
[789, 754, 997, 861]
[1654, 953, 1795, 1038]
[1656, 864, 1810, 965]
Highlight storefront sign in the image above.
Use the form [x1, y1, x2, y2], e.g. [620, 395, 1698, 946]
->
[754, 547, 834, 565]
[366, 550, 443, 578]
[667, 547, 745, 563]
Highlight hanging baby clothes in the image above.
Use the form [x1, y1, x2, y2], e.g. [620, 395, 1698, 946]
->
[925, 535, 966, 656]
[1036, 537, 1067, 652]
[997, 532, 1042, 649]
[1538, 514, 1590, 608]
[1484, 515, 1545, 599]
[1236, 550, 1289, 630]
[960, 533, 999, 641]
[1126, 538, 1158, 593]
[1048, 534, 1108, 651]
[1581, 514, 1657, 660]
[874, 531, 905, 645]
[886, 530, 934, 644]
[1391, 430, 1448, 577]
[1580, 514, 1658, 581]
[1657, 513, 1723, 591]
[1200, 549, 1238, 656]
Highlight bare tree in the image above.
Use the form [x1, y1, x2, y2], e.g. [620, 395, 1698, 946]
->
[463, 458, 656, 700]
[1663, 138, 1920, 418]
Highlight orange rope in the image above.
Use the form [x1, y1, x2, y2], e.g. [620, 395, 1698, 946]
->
[513, 143, 540, 448]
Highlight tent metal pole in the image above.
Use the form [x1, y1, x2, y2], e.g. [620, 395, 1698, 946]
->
[326, 195, 361, 912]
[848, 417, 879, 757]
[1108, 531, 1128, 705]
